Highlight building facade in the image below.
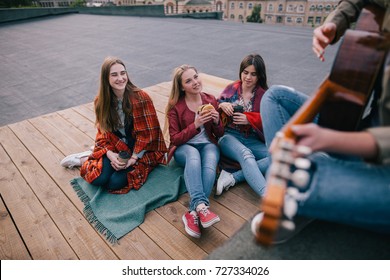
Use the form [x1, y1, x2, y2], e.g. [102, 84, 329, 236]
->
[34, 0, 339, 27]
[223, 0, 338, 26]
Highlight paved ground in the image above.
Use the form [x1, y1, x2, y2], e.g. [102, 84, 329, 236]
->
[0, 14, 334, 126]
[1, 14, 388, 260]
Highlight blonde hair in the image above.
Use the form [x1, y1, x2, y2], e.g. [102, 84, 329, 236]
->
[163, 64, 198, 139]
[94, 56, 140, 133]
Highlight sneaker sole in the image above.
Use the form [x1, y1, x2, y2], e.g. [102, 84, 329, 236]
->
[182, 215, 201, 238]
[200, 216, 220, 228]
[215, 184, 224, 196]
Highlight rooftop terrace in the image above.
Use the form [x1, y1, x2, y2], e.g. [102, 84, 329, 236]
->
[1, 13, 388, 260]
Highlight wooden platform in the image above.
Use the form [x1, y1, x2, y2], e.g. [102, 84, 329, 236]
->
[0, 73, 260, 260]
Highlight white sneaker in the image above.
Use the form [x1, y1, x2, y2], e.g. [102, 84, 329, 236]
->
[216, 170, 235, 195]
[60, 150, 92, 168]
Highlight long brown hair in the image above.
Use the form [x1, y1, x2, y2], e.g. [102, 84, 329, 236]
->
[94, 57, 140, 133]
[239, 53, 269, 90]
[163, 64, 198, 139]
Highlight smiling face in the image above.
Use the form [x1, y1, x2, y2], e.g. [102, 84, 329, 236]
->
[240, 64, 258, 90]
[109, 63, 128, 97]
[181, 68, 203, 96]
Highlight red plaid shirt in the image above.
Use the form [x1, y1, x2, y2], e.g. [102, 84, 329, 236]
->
[80, 90, 168, 194]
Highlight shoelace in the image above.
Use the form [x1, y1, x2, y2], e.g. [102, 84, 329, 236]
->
[190, 213, 199, 225]
[198, 207, 210, 217]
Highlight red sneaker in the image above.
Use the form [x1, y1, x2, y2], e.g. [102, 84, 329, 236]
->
[182, 211, 201, 238]
[197, 206, 220, 228]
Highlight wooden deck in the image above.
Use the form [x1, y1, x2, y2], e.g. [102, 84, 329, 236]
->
[0, 73, 260, 260]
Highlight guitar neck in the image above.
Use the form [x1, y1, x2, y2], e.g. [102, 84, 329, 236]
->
[280, 79, 337, 139]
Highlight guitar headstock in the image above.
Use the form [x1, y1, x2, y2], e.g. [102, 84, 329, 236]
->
[251, 133, 313, 246]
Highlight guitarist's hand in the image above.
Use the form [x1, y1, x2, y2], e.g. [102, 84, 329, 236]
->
[313, 22, 337, 62]
[291, 123, 378, 159]
[291, 123, 330, 152]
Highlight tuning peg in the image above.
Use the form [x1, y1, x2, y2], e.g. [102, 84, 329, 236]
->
[280, 219, 295, 231]
[294, 157, 311, 169]
[284, 195, 298, 219]
[291, 169, 310, 188]
[287, 187, 310, 201]
[296, 145, 312, 156]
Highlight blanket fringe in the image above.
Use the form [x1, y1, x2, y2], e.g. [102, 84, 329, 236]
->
[70, 178, 119, 244]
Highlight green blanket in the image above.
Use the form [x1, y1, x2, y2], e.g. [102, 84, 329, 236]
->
[70, 161, 186, 244]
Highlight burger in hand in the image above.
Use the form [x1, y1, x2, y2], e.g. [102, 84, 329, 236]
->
[197, 103, 214, 115]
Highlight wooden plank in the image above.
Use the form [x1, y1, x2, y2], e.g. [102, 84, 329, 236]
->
[12, 116, 170, 260]
[57, 108, 97, 140]
[229, 182, 261, 207]
[72, 104, 95, 123]
[1, 125, 118, 260]
[0, 130, 77, 260]
[140, 211, 208, 260]
[0, 195, 31, 260]
[155, 201, 228, 254]
[212, 189, 259, 221]
[200, 73, 231, 95]
[116, 226, 171, 260]
[30, 114, 93, 155]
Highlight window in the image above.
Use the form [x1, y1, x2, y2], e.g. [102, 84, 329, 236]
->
[298, 5, 304, 12]
[248, 3, 253, 9]
[239, 2, 243, 9]
[286, 17, 292, 23]
[309, 5, 315, 12]
[278, 4, 283, 12]
[239, 15, 243, 20]
[296, 17, 302, 23]
[308, 16, 314, 24]
[276, 16, 282, 23]
[315, 17, 322, 24]
[325, 5, 331, 12]
[231, 2, 235, 9]
[287, 5, 294, 12]
[268, 4, 273, 12]
[230, 14, 235, 19]
[317, 5, 323, 12]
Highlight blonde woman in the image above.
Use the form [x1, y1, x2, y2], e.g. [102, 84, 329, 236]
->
[165, 65, 224, 238]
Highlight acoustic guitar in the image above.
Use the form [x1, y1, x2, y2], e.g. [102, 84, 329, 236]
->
[252, 4, 388, 246]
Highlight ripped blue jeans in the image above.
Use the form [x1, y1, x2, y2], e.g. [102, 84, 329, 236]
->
[174, 142, 220, 211]
[218, 128, 268, 196]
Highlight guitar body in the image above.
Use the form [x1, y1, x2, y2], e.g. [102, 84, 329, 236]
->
[253, 4, 388, 246]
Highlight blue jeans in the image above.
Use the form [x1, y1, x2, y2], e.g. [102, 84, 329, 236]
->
[174, 142, 220, 211]
[261, 85, 390, 233]
[218, 128, 268, 196]
[90, 155, 134, 191]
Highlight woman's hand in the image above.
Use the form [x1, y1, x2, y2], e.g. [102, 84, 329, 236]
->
[107, 150, 130, 171]
[127, 155, 138, 167]
[218, 102, 234, 116]
[232, 112, 249, 125]
[194, 110, 214, 128]
[210, 108, 220, 125]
